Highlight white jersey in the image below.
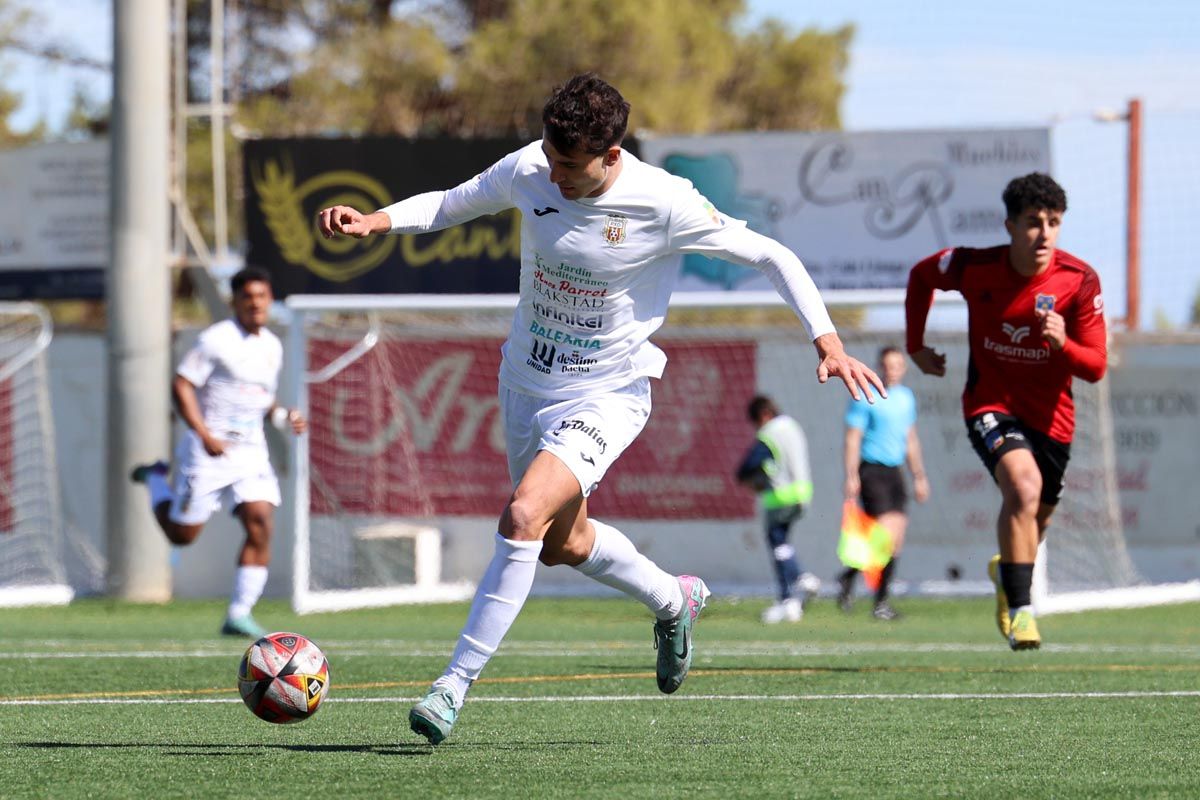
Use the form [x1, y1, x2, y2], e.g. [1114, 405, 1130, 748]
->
[176, 319, 282, 449]
[381, 141, 835, 399]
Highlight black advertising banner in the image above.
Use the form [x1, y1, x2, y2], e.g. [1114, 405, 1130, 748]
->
[244, 137, 526, 297]
[244, 136, 640, 297]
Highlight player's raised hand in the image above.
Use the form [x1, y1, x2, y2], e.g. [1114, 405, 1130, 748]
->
[910, 346, 947, 377]
[318, 205, 386, 239]
[1035, 308, 1066, 350]
[813, 333, 886, 403]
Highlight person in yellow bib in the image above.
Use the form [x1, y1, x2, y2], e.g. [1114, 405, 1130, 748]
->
[737, 395, 819, 623]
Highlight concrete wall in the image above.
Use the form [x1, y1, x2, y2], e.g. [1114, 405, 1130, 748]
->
[47, 329, 1200, 600]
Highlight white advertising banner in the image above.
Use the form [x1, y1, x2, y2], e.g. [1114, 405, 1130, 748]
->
[639, 129, 1051, 291]
[0, 140, 108, 298]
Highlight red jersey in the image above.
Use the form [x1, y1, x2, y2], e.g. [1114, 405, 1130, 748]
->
[906, 245, 1107, 443]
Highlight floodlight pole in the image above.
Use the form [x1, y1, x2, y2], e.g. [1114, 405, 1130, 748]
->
[1124, 98, 1142, 331]
[106, 0, 173, 601]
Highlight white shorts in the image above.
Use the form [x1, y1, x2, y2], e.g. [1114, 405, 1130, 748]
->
[502, 377, 652, 497]
[168, 433, 281, 525]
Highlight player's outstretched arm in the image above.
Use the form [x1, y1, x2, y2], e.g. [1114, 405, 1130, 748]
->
[905, 252, 953, 378]
[814, 332, 886, 403]
[317, 206, 392, 239]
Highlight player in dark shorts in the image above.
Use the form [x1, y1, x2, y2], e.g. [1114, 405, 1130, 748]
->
[905, 172, 1107, 650]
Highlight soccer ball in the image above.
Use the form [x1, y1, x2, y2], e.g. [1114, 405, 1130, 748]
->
[238, 632, 330, 724]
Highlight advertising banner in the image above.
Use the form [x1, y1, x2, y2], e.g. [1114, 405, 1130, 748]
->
[639, 129, 1051, 292]
[0, 141, 108, 299]
[307, 337, 756, 520]
[245, 137, 530, 297]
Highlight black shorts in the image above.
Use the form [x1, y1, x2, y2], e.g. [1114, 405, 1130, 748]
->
[966, 412, 1071, 506]
[859, 461, 908, 517]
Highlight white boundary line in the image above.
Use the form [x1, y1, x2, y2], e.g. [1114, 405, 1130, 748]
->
[5, 641, 1200, 659]
[4, 690, 1200, 707]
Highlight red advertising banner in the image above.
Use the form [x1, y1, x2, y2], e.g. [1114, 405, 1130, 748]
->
[308, 337, 757, 520]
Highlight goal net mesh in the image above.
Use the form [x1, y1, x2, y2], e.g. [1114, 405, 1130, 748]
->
[0, 304, 73, 606]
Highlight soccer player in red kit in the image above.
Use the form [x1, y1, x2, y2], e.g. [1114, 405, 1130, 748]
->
[905, 173, 1106, 650]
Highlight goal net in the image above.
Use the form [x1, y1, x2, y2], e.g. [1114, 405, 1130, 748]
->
[282, 292, 1197, 614]
[0, 303, 73, 607]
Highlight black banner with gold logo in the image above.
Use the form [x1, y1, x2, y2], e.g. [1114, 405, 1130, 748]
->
[244, 137, 532, 297]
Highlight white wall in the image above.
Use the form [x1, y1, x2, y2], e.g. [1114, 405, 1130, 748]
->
[48, 330, 1200, 599]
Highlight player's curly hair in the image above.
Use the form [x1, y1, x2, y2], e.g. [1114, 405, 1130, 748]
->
[542, 73, 630, 156]
[1002, 172, 1067, 219]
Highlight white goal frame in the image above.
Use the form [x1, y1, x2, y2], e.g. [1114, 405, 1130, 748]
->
[0, 302, 73, 607]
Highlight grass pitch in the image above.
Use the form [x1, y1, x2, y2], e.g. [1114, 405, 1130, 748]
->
[2, 595, 1198, 799]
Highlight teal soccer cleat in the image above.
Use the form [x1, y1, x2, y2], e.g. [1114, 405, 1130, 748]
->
[653, 575, 710, 694]
[409, 686, 460, 745]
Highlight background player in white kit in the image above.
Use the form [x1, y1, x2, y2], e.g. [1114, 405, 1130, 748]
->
[318, 74, 884, 745]
[131, 267, 307, 638]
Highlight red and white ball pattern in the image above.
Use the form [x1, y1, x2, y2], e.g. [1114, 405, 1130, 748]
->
[238, 632, 330, 724]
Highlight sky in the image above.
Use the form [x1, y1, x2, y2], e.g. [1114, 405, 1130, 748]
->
[5, 0, 1199, 326]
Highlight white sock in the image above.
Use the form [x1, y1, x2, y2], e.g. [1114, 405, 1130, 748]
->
[574, 518, 682, 620]
[146, 472, 173, 509]
[439, 533, 542, 706]
[227, 565, 268, 620]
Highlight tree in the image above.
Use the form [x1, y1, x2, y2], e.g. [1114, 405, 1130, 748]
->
[222, 0, 852, 139]
[0, 0, 46, 146]
[177, 0, 853, 251]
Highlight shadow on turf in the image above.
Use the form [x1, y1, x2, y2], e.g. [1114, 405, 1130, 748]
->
[20, 742, 435, 756]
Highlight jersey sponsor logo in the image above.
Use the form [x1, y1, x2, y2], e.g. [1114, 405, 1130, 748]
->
[531, 279, 605, 308]
[555, 418, 608, 453]
[532, 268, 607, 297]
[532, 300, 603, 331]
[983, 336, 1049, 362]
[1035, 293, 1056, 312]
[532, 206, 559, 217]
[602, 214, 628, 246]
[937, 249, 955, 274]
[1001, 323, 1032, 344]
[526, 341, 556, 374]
[529, 320, 602, 350]
[557, 351, 598, 374]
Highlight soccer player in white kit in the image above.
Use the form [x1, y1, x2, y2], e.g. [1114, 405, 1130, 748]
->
[318, 74, 884, 745]
[130, 268, 307, 638]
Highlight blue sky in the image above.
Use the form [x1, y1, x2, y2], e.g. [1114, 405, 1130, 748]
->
[5, 0, 1199, 325]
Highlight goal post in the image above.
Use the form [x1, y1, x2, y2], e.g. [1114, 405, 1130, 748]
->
[0, 302, 74, 607]
[281, 291, 1197, 614]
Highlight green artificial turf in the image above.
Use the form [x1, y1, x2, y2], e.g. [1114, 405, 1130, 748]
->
[1, 596, 1198, 799]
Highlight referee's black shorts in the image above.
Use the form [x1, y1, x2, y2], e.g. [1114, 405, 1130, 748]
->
[859, 461, 907, 517]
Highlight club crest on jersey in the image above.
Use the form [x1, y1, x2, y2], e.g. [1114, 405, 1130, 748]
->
[1035, 294, 1056, 312]
[602, 214, 628, 247]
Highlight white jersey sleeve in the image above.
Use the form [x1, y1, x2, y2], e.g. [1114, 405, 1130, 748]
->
[380, 149, 520, 233]
[667, 187, 836, 341]
[177, 333, 217, 388]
